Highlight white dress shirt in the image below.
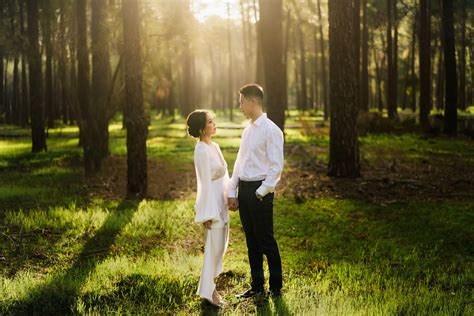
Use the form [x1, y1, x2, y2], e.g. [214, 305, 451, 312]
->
[194, 141, 229, 224]
[227, 113, 284, 198]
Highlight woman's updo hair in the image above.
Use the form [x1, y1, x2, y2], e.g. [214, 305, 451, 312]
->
[186, 110, 209, 138]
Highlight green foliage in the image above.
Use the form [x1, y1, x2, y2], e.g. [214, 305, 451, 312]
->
[0, 115, 473, 314]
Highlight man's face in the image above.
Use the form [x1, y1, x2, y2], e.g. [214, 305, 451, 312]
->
[239, 94, 254, 118]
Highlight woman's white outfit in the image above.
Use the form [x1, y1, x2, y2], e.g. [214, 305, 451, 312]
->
[193, 141, 229, 302]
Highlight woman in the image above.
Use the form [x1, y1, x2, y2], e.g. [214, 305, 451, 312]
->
[186, 110, 229, 307]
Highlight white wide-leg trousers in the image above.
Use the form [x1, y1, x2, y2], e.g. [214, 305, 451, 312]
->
[197, 220, 229, 301]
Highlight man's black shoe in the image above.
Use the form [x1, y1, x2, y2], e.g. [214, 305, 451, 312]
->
[235, 288, 264, 299]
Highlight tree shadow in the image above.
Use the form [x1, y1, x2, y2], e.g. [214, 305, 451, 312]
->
[0, 150, 88, 214]
[5, 199, 140, 314]
[271, 295, 291, 316]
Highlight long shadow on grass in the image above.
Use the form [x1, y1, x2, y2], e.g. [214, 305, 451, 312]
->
[5, 199, 140, 315]
[0, 151, 88, 215]
[276, 198, 473, 293]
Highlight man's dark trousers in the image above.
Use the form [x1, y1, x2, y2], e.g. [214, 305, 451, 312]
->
[238, 180, 282, 292]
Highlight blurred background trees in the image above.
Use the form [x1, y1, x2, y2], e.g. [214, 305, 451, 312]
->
[0, 0, 472, 181]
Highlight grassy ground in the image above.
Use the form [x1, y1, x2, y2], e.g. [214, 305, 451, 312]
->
[0, 112, 473, 315]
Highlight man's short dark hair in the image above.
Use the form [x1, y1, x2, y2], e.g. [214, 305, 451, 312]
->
[239, 84, 264, 103]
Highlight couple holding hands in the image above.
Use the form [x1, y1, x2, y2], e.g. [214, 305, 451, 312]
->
[186, 84, 284, 307]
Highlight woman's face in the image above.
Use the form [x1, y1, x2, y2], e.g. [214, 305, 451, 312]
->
[202, 113, 216, 137]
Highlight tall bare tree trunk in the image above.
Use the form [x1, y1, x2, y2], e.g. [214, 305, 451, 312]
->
[77, 0, 94, 172]
[253, 0, 264, 85]
[227, 1, 234, 121]
[59, 0, 68, 125]
[259, 0, 285, 131]
[419, 0, 431, 130]
[27, 0, 46, 152]
[122, 0, 148, 198]
[386, 0, 398, 119]
[240, 0, 251, 82]
[283, 9, 290, 112]
[91, 0, 112, 170]
[8, 1, 20, 125]
[68, 6, 78, 126]
[43, 0, 54, 129]
[360, 0, 369, 112]
[436, 22, 445, 111]
[312, 28, 319, 110]
[354, 0, 361, 112]
[19, 0, 29, 127]
[328, 0, 360, 178]
[317, 0, 328, 120]
[442, 0, 457, 135]
[410, 11, 418, 113]
[458, 0, 467, 110]
[0, 1, 4, 124]
[297, 22, 307, 111]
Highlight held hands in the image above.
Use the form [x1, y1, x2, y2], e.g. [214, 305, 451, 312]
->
[203, 220, 212, 230]
[228, 198, 239, 211]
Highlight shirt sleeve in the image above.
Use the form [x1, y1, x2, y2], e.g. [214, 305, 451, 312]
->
[194, 145, 220, 223]
[256, 126, 284, 197]
[227, 129, 246, 198]
[217, 143, 230, 201]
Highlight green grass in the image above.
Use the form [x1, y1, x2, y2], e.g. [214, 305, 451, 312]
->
[0, 114, 473, 315]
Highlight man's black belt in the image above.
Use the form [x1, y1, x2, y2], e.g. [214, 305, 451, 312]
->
[239, 179, 264, 188]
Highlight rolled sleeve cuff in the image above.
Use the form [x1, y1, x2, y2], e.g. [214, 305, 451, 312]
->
[256, 184, 273, 197]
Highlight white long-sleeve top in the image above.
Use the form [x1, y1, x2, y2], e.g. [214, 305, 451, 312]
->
[227, 113, 284, 198]
[194, 141, 229, 224]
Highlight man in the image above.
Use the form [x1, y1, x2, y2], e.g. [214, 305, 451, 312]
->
[228, 84, 284, 298]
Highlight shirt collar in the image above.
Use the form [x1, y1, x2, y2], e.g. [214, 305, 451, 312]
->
[251, 113, 266, 127]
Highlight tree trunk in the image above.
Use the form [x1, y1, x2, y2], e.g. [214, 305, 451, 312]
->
[91, 0, 112, 170]
[419, 0, 431, 130]
[0, 1, 3, 124]
[27, 0, 46, 152]
[283, 9, 290, 112]
[312, 28, 319, 110]
[8, 1, 20, 125]
[253, 0, 264, 85]
[227, 1, 234, 121]
[354, 0, 361, 112]
[470, 37, 474, 105]
[328, 0, 360, 178]
[259, 0, 285, 131]
[436, 23, 444, 111]
[386, 0, 398, 119]
[317, 0, 328, 120]
[122, 0, 148, 198]
[297, 22, 307, 111]
[442, 0, 457, 135]
[393, 0, 398, 115]
[19, 0, 28, 127]
[410, 11, 418, 113]
[292, 0, 307, 111]
[458, 0, 466, 110]
[59, 0, 68, 125]
[12, 56, 19, 125]
[43, 0, 54, 129]
[360, 0, 369, 112]
[77, 0, 93, 171]
[4, 58, 10, 123]
[240, 0, 251, 82]
[68, 8, 78, 126]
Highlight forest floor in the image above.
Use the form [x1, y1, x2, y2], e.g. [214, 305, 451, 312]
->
[0, 112, 473, 315]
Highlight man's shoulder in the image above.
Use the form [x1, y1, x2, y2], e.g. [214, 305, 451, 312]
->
[264, 117, 284, 137]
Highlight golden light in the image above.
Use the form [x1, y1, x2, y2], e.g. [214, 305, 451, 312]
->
[192, 0, 242, 23]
